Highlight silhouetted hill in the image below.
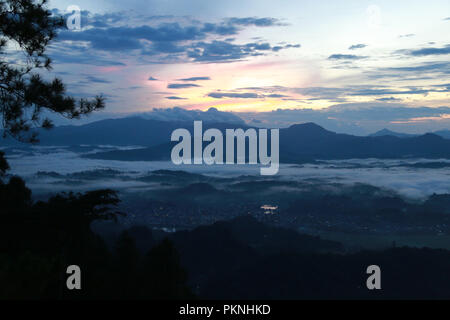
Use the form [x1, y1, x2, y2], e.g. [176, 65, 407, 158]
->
[5, 118, 450, 161]
[280, 124, 450, 160]
[369, 129, 418, 138]
[213, 215, 342, 254]
[163, 215, 341, 289]
[370, 128, 450, 140]
[119, 215, 450, 299]
[435, 130, 450, 139]
[284, 122, 336, 137]
[85, 122, 450, 162]
[202, 247, 450, 299]
[0, 117, 247, 147]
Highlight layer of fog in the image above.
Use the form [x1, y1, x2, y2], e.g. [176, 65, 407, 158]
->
[4, 146, 450, 199]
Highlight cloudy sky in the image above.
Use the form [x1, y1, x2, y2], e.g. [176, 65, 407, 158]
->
[45, 0, 450, 134]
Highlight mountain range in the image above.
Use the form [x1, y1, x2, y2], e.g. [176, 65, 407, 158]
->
[2, 117, 450, 162]
[83, 119, 450, 162]
[370, 128, 450, 139]
[369, 129, 419, 138]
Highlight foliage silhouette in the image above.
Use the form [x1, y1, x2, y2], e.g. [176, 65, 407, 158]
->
[0, 0, 192, 300]
[0, 0, 104, 144]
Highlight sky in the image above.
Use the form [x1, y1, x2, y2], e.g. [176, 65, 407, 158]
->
[43, 0, 450, 134]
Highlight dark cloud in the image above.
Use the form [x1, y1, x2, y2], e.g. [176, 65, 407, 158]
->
[148, 76, 158, 81]
[238, 83, 449, 102]
[177, 76, 211, 81]
[226, 17, 282, 27]
[166, 96, 186, 100]
[376, 97, 402, 102]
[208, 91, 289, 99]
[348, 88, 432, 96]
[272, 44, 301, 52]
[54, 13, 295, 63]
[444, 17, 450, 21]
[328, 54, 367, 60]
[149, 41, 186, 54]
[52, 9, 122, 29]
[293, 87, 349, 100]
[58, 23, 208, 51]
[84, 75, 112, 84]
[188, 41, 266, 62]
[208, 92, 260, 99]
[408, 44, 450, 56]
[433, 83, 450, 90]
[399, 34, 415, 38]
[349, 44, 367, 50]
[187, 40, 299, 62]
[366, 62, 450, 81]
[201, 22, 239, 36]
[384, 62, 450, 74]
[167, 83, 200, 89]
[48, 48, 127, 66]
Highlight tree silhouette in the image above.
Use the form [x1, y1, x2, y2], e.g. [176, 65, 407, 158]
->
[0, 0, 104, 171]
[140, 238, 193, 299]
[0, 1, 196, 300]
[0, 150, 9, 175]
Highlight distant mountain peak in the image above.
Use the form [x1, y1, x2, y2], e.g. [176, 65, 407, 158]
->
[370, 129, 417, 138]
[416, 133, 444, 141]
[378, 129, 396, 134]
[289, 122, 326, 130]
[434, 129, 450, 139]
[286, 122, 334, 135]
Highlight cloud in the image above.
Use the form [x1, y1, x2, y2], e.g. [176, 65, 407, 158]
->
[210, 92, 291, 99]
[177, 76, 211, 81]
[266, 94, 289, 98]
[348, 44, 367, 50]
[293, 87, 348, 100]
[366, 61, 450, 81]
[200, 22, 239, 36]
[348, 88, 432, 96]
[53, 9, 130, 29]
[235, 83, 449, 102]
[50, 10, 300, 64]
[272, 44, 301, 52]
[408, 44, 450, 56]
[226, 17, 283, 27]
[328, 54, 367, 60]
[207, 92, 260, 99]
[84, 75, 112, 84]
[376, 97, 402, 102]
[140, 107, 245, 124]
[58, 23, 207, 51]
[399, 34, 415, 38]
[444, 17, 450, 21]
[433, 83, 450, 90]
[166, 96, 186, 100]
[239, 103, 450, 135]
[53, 12, 292, 63]
[148, 76, 158, 81]
[187, 40, 266, 62]
[48, 47, 127, 66]
[384, 63, 450, 74]
[167, 83, 201, 89]
[187, 40, 299, 62]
